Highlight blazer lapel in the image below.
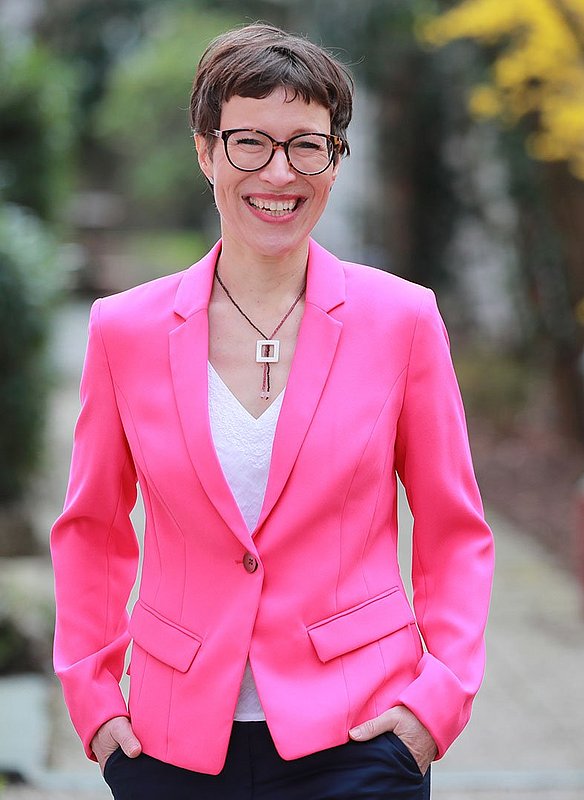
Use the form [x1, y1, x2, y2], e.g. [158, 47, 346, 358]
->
[255, 239, 345, 531]
[169, 242, 250, 546]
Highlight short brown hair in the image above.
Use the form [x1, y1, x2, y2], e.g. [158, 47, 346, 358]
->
[189, 23, 353, 158]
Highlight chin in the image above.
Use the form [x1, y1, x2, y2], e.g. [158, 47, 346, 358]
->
[263, 218, 317, 252]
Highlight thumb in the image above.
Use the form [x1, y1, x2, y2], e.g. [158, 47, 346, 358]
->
[114, 717, 142, 759]
[349, 709, 398, 742]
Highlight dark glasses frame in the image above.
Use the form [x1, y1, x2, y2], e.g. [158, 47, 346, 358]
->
[205, 128, 344, 175]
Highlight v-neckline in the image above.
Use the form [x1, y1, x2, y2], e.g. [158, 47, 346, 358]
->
[207, 362, 285, 422]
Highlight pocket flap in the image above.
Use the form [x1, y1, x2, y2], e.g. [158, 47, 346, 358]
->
[129, 600, 202, 673]
[307, 588, 414, 663]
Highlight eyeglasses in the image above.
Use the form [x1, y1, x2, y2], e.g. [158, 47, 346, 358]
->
[206, 128, 344, 175]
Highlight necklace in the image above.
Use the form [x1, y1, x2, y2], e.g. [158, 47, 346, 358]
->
[215, 270, 306, 400]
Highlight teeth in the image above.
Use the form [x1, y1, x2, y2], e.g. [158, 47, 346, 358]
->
[249, 197, 298, 214]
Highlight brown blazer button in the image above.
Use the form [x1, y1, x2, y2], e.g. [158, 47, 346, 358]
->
[243, 552, 258, 573]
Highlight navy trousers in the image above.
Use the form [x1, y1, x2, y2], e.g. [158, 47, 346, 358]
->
[103, 721, 431, 799]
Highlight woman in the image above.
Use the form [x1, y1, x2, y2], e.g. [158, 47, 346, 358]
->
[51, 23, 494, 800]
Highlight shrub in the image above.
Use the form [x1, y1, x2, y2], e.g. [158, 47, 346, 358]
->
[0, 205, 64, 504]
[94, 5, 236, 227]
[0, 38, 77, 221]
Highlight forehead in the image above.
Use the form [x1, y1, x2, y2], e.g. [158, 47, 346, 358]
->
[219, 89, 332, 136]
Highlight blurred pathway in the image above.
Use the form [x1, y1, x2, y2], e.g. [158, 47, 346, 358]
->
[1, 301, 583, 799]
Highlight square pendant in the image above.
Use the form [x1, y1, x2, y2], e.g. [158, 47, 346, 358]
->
[256, 339, 280, 363]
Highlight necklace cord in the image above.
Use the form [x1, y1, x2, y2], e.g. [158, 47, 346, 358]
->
[215, 271, 268, 339]
[214, 269, 306, 398]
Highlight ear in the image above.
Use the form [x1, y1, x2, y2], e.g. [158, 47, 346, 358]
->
[194, 133, 214, 184]
[330, 157, 341, 187]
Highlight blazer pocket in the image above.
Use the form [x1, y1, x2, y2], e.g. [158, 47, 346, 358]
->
[306, 587, 415, 663]
[129, 600, 202, 673]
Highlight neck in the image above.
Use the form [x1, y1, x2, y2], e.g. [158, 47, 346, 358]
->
[217, 236, 309, 301]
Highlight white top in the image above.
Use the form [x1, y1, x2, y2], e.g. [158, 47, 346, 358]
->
[207, 362, 284, 721]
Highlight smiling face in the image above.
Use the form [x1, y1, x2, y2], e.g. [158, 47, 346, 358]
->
[195, 88, 340, 265]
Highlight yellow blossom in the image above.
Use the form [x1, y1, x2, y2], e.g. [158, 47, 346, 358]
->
[575, 296, 584, 325]
[419, 0, 584, 180]
[469, 85, 503, 117]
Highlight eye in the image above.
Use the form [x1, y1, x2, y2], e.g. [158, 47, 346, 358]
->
[234, 136, 264, 147]
[295, 140, 322, 150]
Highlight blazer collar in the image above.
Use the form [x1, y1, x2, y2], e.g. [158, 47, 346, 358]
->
[173, 238, 345, 319]
[305, 238, 346, 313]
[173, 239, 222, 320]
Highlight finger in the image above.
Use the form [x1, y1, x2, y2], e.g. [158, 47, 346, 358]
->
[113, 718, 142, 759]
[349, 709, 397, 741]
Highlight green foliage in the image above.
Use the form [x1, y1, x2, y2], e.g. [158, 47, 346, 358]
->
[0, 33, 73, 506]
[0, 38, 77, 221]
[97, 229, 212, 290]
[123, 230, 211, 276]
[94, 5, 237, 227]
[0, 205, 64, 503]
[39, 0, 164, 118]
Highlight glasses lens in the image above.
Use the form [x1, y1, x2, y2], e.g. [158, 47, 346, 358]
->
[226, 130, 272, 171]
[288, 134, 333, 174]
[225, 130, 334, 174]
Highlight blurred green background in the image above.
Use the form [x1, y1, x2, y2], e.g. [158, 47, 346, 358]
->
[1, 0, 584, 789]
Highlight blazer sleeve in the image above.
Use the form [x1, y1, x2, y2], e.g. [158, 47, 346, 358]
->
[394, 289, 494, 758]
[51, 299, 139, 760]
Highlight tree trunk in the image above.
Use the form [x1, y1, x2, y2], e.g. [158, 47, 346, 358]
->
[543, 162, 584, 440]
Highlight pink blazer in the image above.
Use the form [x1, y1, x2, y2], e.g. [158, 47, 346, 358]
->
[51, 239, 494, 774]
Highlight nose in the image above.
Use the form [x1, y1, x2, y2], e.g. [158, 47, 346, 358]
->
[259, 146, 296, 185]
